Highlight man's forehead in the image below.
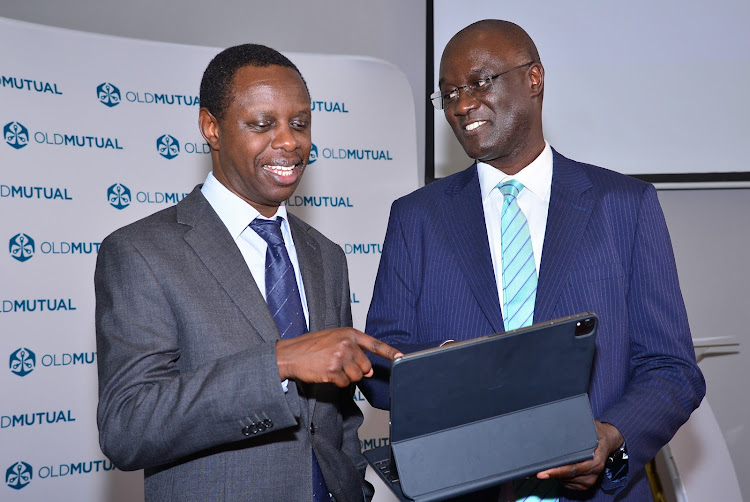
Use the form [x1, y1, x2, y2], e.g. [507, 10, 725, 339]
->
[232, 64, 300, 86]
[224, 65, 310, 114]
[439, 39, 511, 83]
[445, 28, 512, 59]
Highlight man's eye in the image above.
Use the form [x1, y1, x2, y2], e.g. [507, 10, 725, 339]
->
[473, 78, 491, 90]
[291, 120, 309, 130]
[251, 121, 272, 130]
[445, 88, 460, 100]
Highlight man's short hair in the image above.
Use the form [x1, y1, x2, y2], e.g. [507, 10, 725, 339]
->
[200, 44, 309, 120]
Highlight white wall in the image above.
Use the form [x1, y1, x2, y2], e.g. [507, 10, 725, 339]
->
[2, 2, 748, 500]
[658, 188, 749, 500]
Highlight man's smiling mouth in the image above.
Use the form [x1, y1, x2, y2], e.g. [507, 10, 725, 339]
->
[263, 164, 301, 177]
[465, 120, 487, 131]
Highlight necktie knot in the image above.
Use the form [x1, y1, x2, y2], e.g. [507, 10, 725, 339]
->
[498, 179, 524, 199]
[249, 217, 285, 247]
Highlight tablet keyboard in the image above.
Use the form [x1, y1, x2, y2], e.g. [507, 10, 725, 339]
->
[373, 458, 400, 484]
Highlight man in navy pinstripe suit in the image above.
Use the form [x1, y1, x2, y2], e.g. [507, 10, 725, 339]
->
[358, 20, 704, 501]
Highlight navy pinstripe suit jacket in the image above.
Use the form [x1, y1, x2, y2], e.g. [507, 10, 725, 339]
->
[359, 149, 705, 501]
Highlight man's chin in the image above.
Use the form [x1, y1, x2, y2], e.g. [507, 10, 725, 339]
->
[269, 184, 303, 206]
[456, 137, 491, 161]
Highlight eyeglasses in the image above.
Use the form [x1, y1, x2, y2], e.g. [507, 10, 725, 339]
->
[430, 61, 534, 110]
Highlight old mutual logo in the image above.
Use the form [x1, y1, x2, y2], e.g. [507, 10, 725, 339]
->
[9, 348, 36, 377]
[5, 461, 33, 490]
[3, 121, 29, 149]
[156, 134, 180, 159]
[107, 183, 131, 210]
[97, 82, 121, 107]
[9, 233, 35, 262]
[308, 143, 318, 164]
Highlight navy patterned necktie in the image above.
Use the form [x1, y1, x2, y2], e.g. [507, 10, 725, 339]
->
[248, 217, 307, 339]
[248, 217, 329, 502]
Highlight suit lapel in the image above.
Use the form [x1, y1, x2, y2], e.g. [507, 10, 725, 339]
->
[288, 214, 323, 416]
[438, 165, 505, 333]
[535, 150, 595, 323]
[177, 187, 280, 344]
[288, 214, 325, 334]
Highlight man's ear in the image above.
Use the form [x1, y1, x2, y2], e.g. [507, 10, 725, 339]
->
[199, 108, 220, 151]
[529, 63, 544, 98]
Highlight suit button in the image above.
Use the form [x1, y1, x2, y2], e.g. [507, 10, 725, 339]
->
[263, 418, 273, 429]
[309, 423, 316, 435]
[242, 426, 251, 436]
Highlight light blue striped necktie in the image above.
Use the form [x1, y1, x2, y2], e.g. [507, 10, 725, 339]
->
[499, 180, 537, 331]
[498, 181, 557, 501]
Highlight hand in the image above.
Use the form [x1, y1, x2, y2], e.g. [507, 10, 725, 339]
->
[535, 420, 624, 491]
[276, 327, 402, 387]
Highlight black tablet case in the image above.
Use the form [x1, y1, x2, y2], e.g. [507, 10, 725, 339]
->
[364, 313, 599, 502]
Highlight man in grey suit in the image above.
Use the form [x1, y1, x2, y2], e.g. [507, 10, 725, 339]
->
[95, 44, 399, 502]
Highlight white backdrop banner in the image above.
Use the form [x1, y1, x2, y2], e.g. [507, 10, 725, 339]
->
[0, 17, 416, 501]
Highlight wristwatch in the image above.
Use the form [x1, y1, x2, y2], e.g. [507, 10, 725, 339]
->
[605, 443, 629, 481]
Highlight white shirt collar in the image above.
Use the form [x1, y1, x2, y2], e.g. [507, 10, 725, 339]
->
[477, 141, 553, 203]
[201, 171, 289, 239]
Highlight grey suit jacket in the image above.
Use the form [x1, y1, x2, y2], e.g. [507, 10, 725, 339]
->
[95, 186, 368, 502]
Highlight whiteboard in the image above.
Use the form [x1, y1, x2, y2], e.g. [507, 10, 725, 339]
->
[430, 0, 750, 185]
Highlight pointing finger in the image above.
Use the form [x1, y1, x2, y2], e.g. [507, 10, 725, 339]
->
[356, 333, 402, 360]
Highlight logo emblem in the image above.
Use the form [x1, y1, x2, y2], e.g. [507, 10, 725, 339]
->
[5, 462, 33, 490]
[308, 143, 318, 164]
[9, 233, 35, 262]
[107, 183, 131, 210]
[156, 134, 180, 159]
[3, 122, 29, 149]
[97, 82, 121, 107]
[9, 348, 36, 377]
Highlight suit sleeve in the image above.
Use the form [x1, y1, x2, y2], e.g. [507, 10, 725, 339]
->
[95, 232, 301, 471]
[598, 184, 705, 492]
[359, 201, 444, 409]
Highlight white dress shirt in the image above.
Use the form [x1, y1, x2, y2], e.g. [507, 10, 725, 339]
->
[200, 171, 310, 326]
[477, 142, 553, 315]
[201, 172, 309, 392]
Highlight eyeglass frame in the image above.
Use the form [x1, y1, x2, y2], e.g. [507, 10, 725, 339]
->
[430, 61, 535, 110]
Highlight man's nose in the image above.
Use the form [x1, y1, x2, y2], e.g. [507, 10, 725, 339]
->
[452, 87, 480, 115]
[271, 124, 301, 151]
